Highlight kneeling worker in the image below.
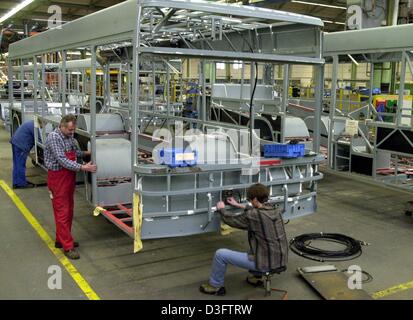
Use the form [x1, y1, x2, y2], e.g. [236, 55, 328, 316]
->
[44, 114, 97, 260]
[200, 183, 288, 296]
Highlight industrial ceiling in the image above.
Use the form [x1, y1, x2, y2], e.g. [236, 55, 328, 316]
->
[0, 0, 347, 54]
[0, 0, 347, 30]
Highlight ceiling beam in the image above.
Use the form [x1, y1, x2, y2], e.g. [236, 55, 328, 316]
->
[67, 0, 124, 15]
[44, 0, 110, 10]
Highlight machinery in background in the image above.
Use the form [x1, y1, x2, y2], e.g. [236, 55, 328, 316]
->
[182, 82, 199, 119]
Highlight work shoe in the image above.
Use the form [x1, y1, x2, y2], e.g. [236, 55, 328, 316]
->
[64, 249, 80, 260]
[13, 182, 35, 189]
[34, 182, 48, 187]
[199, 283, 226, 296]
[55, 241, 79, 249]
[246, 275, 264, 287]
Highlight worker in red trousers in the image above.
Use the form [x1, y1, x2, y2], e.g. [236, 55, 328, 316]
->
[44, 114, 97, 260]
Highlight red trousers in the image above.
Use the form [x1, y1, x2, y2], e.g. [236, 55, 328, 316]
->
[48, 151, 77, 251]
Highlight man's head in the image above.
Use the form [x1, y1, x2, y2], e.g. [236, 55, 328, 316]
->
[59, 114, 77, 137]
[247, 183, 269, 208]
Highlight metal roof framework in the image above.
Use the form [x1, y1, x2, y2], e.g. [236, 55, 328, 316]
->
[9, 0, 324, 59]
[322, 24, 413, 193]
[324, 24, 413, 58]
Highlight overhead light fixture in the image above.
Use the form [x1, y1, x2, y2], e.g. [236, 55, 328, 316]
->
[347, 54, 359, 66]
[233, 60, 242, 70]
[0, 0, 36, 24]
[323, 20, 346, 25]
[291, 1, 347, 10]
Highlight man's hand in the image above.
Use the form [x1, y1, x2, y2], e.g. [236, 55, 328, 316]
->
[226, 197, 239, 207]
[81, 162, 97, 173]
[216, 201, 225, 210]
[227, 197, 246, 209]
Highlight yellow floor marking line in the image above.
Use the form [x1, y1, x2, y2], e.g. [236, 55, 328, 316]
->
[372, 280, 413, 299]
[0, 180, 100, 300]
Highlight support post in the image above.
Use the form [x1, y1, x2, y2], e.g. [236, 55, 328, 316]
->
[328, 55, 338, 168]
[7, 58, 13, 132]
[313, 64, 324, 153]
[280, 64, 289, 143]
[61, 50, 67, 116]
[397, 52, 407, 126]
[91, 46, 97, 205]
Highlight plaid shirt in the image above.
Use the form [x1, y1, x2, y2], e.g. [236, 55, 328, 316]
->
[219, 203, 288, 271]
[44, 128, 83, 172]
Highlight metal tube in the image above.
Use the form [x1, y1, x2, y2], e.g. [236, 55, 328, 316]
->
[132, 3, 142, 193]
[152, 61, 156, 116]
[152, 8, 177, 34]
[368, 62, 375, 120]
[392, 0, 400, 26]
[201, 60, 207, 130]
[328, 55, 338, 169]
[20, 59, 24, 116]
[41, 55, 46, 143]
[313, 64, 324, 153]
[127, 62, 131, 115]
[82, 69, 86, 110]
[250, 62, 256, 154]
[280, 64, 289, 143]
[405, 53, 413, 78]
[7, 58, 13, 131]
[397, 52, 407, 126]
[33, 56, 38, 115]
[179, 60, 183, 105]
[105, 63, 110, 109]
[118, 63, 122, 102]
[61, 50, 67, 116]
[372, 124, 378, 180]
[33, 55, 39, 165]
[91, 46, 98, 205]
[166, 61, 171, 121]
[240, 61, 245, 103]
[77, 72, 80, 114]
[68, 72, 71, 95]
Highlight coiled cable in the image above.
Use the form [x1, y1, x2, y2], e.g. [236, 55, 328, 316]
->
[289, 233, 367, 262]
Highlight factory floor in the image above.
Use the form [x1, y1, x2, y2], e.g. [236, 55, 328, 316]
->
[1, 121, 413, 300]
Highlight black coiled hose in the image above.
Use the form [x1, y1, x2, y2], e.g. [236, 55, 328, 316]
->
[289, 233, 365, 262]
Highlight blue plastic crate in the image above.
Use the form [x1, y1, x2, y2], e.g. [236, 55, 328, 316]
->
[263, 143, 305, 158]
[158, 148, 197, 168]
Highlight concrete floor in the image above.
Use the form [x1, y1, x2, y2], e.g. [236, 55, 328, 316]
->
[1, 121, 413, 300]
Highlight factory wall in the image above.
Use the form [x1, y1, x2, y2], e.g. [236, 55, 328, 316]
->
[183, 60, 413, 90]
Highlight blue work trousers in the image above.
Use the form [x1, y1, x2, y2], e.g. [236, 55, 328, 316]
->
[209, 248, 266, 287]
[12, 144, 29, 187]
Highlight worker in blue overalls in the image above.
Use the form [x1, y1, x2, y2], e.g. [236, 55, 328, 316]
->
[10, 120, 37, 189]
